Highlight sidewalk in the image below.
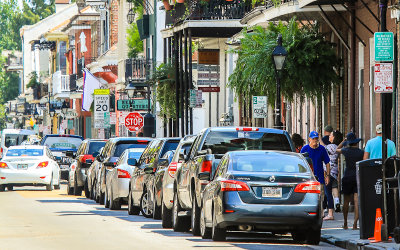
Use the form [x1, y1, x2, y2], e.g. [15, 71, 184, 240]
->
[321, 212, 400, 250]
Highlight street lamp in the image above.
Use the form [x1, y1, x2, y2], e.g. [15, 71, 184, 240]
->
[272, 34, 287, 129]
[125, 83, 136, 99]
[61, 101, 69, 115]
[49, 109, 55, 118]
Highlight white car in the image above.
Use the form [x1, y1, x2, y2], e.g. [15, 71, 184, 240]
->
[0, 145, 61, 191]
[105, 148, 144, 210]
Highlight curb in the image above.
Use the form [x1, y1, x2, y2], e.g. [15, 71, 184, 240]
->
[321, 234, 395, 250]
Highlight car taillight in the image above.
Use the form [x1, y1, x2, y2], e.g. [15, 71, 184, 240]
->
[117, 169, 131, 178]
[236, 127, 259, 131]
[200, 160, 212, 173]
[37, 161, 49, 168]
[221, 180, 250, 192]
[0, 162, 8, 169]
[79, 155, 93, 163]
[294, 181, 321, 193]
[168, 162, 178, 178]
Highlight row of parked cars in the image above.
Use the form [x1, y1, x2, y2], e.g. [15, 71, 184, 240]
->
[63, 127, 323, 245]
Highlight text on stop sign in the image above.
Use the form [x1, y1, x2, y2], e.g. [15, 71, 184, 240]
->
[125, 117, 143, 126]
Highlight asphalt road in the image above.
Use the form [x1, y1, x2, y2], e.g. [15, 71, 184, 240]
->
[0, 184, 340, 250]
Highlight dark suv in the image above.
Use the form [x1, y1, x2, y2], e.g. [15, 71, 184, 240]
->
[128, 138, 180, 218]
[41, 134, 84, 180]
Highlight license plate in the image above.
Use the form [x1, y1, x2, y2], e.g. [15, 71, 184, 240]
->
[61, 165, 69, 169]
[17, 164, 28, 170]
[262, 187, 282, 198]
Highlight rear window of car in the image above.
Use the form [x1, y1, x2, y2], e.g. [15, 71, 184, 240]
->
[88, 141, 106, 155]
[6, 149, 43, 157]
[232, 153, 308, 173]
[128, 148, 145, 160]
[113, 142, 149, 158]
[42, 137, 83, 150]
[161, 141, 180, 157]
[4, 134, 29, 148]
[201, 131, 292, 154]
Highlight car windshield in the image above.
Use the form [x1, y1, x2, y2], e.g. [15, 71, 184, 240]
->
[88, 141, 106, 155]
[4, 134, 30, 148]
[232, 153, 308, 173]
[161, 141, 180, 157]
[6, 149, 43, 157]
[202, 131, 292, 154]
[128, 148, 145, 160]
[114, 142, 149, 158]
[43, 137, 83, 150]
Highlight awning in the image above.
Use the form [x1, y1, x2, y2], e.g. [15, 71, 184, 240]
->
[94, 71, 118, 84]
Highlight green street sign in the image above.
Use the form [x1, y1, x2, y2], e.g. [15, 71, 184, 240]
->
[117, 99, 150, 111]
[374, 32, 394, 61]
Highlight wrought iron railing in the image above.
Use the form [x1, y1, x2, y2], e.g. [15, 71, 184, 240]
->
[125, 58, 154, 83]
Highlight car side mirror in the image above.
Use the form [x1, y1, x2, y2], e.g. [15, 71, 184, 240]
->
[301, 152, 309, 157]
[92, 152, 99, 158]
[178, 151, 186, 162]
[159, 158, 169, 166]
[197, 149, 212, 156]
[127, 158, 137, 166]
[198, 172, 210, 181]
[66, 151, 74, 158]
[96, 154, 103, 162]
[144, 166, 155, 174]
[86, 159, 93, 164]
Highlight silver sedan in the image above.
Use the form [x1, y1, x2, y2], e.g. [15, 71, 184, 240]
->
[105, 148, 144, 210]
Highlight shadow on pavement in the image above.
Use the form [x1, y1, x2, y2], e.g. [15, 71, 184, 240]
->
[151, 229, 192, 237]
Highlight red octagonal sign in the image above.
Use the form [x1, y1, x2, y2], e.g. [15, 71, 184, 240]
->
[125, 112, 144, 132]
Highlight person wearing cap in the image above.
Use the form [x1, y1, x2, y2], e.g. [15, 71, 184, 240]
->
[321, 125, 333, 146]
[363, 124, 396, 160]
[300, 131, 331, 220]
[336, 132, 363, 230]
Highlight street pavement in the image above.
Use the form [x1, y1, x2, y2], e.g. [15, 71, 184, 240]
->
[0, 184, 340, 250]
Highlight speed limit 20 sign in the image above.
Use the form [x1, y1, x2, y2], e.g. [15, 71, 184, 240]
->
[94, 89, 110, 129]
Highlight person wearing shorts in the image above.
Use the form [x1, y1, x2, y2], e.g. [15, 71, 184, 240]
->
[337, 132, 364, 230]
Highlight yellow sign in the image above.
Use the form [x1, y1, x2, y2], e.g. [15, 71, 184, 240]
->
[198, 50, 219, 65]
[94, 89, 110, 95]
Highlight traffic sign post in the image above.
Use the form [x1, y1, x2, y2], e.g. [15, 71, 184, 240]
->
[374, 32, 394, 62]
[374, 63, 393, 93]
[94, 89, 110, 129]
[253, 96, 267, 118]
[117, 99, 150, 111]
[124, 112, 144, 132]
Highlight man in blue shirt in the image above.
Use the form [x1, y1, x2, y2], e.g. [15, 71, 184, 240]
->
[363, 124, 396, 160]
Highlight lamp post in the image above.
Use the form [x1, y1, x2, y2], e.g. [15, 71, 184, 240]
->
[272, 34, 287, 129]
[125, 83, 136, 136]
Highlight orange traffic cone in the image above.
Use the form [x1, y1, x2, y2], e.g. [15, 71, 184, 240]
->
[369, 208, 383, 242]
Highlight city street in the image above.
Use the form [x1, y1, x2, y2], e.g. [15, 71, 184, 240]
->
[0, 184, 339, 250]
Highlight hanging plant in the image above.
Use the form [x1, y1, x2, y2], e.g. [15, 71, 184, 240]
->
[228, 17, 342, 106]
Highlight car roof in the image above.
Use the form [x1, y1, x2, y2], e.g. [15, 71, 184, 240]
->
[228, 150, 301, 157]
[43, 134, 84, 139]
[8, 145, 46, 150]
[203, 127, 287, 134]
[107, 137, 153, 143]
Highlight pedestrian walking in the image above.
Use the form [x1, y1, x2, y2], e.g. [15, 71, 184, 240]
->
[324, 130, 343, 218]
[291, 133, 305, 153]
[321, 125, 333, 146]
[336, 132, 363, 230]
[363, 124, 396, 160]
[300, 131, 331, 219]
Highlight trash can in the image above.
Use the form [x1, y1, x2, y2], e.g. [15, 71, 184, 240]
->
[357, 158, 400, 239]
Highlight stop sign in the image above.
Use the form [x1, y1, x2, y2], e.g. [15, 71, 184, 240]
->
[124, 112, 144, 132]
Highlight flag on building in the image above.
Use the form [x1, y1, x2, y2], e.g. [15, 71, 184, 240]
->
[82, 69, 101, 111]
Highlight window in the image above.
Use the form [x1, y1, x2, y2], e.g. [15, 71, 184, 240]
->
[6, 149, 43, 157]
[87, 141, 106, 155]
[4, 134, 29, 148]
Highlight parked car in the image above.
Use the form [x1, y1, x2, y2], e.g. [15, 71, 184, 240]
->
[0, 129, 35, 158]
[105, 148, 145, 210]
[41, 134, 84, 180]
[0, 145, 61, 191]
[66, 139, 106, 196]
[173, 127, 295, 234]
[161, 135, 196, 228]
[94, 137, 151, 206]
[199, 151, 322, 244]
[128, 138, 180, 218]
[87, 147, 104, 200]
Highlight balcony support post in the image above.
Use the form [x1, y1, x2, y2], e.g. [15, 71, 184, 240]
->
[184, 29, 189, 136]
[174, 32, 180, 137]
[189, 28, 193, 135]
[179, 31, 185, 137]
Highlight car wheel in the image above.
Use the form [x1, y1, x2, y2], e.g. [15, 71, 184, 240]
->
[161, 199, 173, 228]
[84, 179, 90, 198]
[46, 175, 54, 191]
[54, 175, 60, 190]
[152, 189, 161, 220]
[211, 205, 226, 241]
[191, 195, 201, 236]
[110, 187, 121, 210]
[291, 230, 307, 242]
[67, 180, 74, 195]
[105, 188, 110, 208]
[140, 189, 153, 218]
[0, 185, 5, 192]
[172, 192, 191, 232]
[74, 174, 82, 196]
[128, 190, 140, 215]
[306, 227, 321, 245]
[99, 191, 105, 205]
[200, 204, 212, 239]
[7, 185, 13, 191]
[91, 180, 97, 200]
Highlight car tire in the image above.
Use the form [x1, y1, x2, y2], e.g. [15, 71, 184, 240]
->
[74, 174, 82, 196]
[0, 185, 5, 192]
[105, 188, 110, 208]
[140, 189, 153, 218]
[162, 199, 173, 228]
[172, 192, 191, 232]
[99, 191, 105, 205]
[212, 205, 226, 241]
[191, 195, 201, 236]
[91, 180, 97, 200]
[84, 179, 90, 198]
[153, 189, 162, 220]
[46, 176, 54, 191]
[291, 231, 307, 242]
[67, 181, 74, 195]
[128, 190, 140, 215]
[306, 227, 321, 245]
[7, 185, 13, 191]
[110, 187, 121, 210]
[54, 175, 61, 190]
[200, 204, 212, 239]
